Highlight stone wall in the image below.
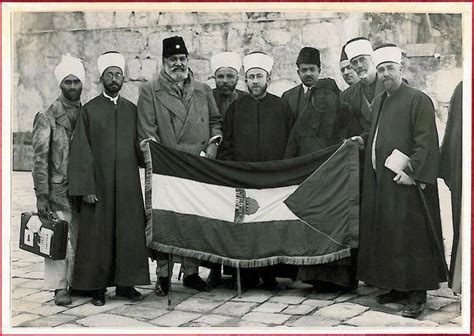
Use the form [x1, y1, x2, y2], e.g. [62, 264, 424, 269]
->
[12, 11, 463, 170]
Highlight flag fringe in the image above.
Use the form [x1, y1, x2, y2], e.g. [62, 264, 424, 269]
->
[148, 241, 351, 268]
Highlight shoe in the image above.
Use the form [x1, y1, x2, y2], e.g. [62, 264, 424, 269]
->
[207, 268, 222, 288]
[155, 277, 169, 297]
[376, 290, 408, 304]
[91, 290, 106, 306]
[54, 288, 72, 306]
[402, 302, 425, 318]
[183, 274, 210, 291]
[116, 286, 144, 302]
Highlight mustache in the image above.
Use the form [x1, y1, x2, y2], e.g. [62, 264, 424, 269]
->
[171, 66, 186, 72]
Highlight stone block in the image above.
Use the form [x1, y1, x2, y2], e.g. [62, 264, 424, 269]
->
[114, 11, 132, 27]
[173, 297, 223, 313]
[84, 12, 115, 30]
[301, 298, 333, 309]
[188, 59, 211, 80]
[404, 43, 438, 57]
[345, 310, 438, 327]
[21, 290, 53, 303]
[29, 304, 68, 316]
[213, 301, 257, 316]
[108, 305, 168, 320]
[14, 84, 45, 132]
[422, 310, 461, 325]
[269, 295, 306, 305]
[334, 293, 358, 303]
[11, 288, 40, 299]
[253, 302, 288, 313]
[11, 313, 41, 326]
[242, 311, 291, 325]
[55, 323, 83, 328]
[23, 313, 78, 327]
[150, 311, 201, 327]
[355, 284, 379, 295]
[302, 22, 340, 49]
[140, 58, 159, 81]
[232, 290, 272, 303]
[127, 57, 142, 81]
[65, 300, 127, 316]
[52, 12, 85, 30]
[263, 29, 292, 46]
[237, 320, 269, 328]
[193, 288, 237, 301]
[195, 12, 244, 24]
[227, 24, 247, 53]
[287, 315, 339, 327]
[271, 46, 300, 80]
[425, 295, 458, 310]
[307, 291, 342, 301]
[19, 12, 55, 31]
[121, 82, 140, 105]
[314, 302, 369, 320]
[77, 313, 155, 328]
[199, 31, 225, 55]
[16, 279, 43, 290]
[195, 314, 236, 326]
[282, 304, 314, 315]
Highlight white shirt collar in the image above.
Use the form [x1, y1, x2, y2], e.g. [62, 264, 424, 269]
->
[302, 84, 311, 93]
[103, 91, 119, 105]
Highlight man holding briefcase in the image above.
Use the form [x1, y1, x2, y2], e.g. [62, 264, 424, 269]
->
[31, 54, 85, 306]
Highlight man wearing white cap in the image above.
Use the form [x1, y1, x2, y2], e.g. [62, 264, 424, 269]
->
[358, 43, 446, 318]
[218, 51, 294, 290]
[211, 51, 249, 117]
[69, 51, 150, 306]
[32, 54, 85, 306]
[341, 37, 384, 136]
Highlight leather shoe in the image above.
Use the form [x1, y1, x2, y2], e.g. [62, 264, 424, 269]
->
[207, 268, 222, 288]
[376, 290, 407, 304]
[91, 291, 106, 306]
[402, 302, 425, 318]
[54, 288, 72, 306]
[183, 274, 210, 291]
[116, 286, 144, 302]
[155, 277, 169, 297]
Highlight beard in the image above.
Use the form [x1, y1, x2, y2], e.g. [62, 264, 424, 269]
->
[165, 64, 189, 82]
[104, 81, 123, 95]
[248, 83, 268, 99]
[63, 88, 82, 102]
[216, 82, 237, 96]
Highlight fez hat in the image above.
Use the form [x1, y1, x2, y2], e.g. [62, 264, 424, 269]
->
[163, 36, 189, 58]
[372, 43, 402, 68]
[296, 47, 321, 67]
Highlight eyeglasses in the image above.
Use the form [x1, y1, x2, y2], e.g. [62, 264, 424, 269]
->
[103, 73, 124, 80]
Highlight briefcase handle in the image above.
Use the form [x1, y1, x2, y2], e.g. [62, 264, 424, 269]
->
[30, 211, 61, 222]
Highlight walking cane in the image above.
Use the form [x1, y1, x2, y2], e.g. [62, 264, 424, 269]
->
[167, 253, 172, 306]
[415, 181, 450, 279]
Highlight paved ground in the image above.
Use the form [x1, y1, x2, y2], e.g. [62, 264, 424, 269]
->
[8, 171, 463, 330]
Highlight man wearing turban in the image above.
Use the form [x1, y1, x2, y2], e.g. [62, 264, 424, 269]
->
[69, 51, 150, 306]
[32, 54, 85, 306]
[358, 44, 446, 318]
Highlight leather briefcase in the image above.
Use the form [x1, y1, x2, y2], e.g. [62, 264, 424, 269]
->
[19, 212, 68, 260]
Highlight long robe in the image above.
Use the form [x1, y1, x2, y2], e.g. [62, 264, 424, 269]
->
[439, 81, 462, 293]
[69, 94, 150, 290]
[212, 88, 248, 119]
[281, 84, 308, 119]
[218, 93, 295, 162]
[358, 82, 446, 291]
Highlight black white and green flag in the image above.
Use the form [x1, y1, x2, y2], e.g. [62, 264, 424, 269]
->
[142, 140, 359, 268]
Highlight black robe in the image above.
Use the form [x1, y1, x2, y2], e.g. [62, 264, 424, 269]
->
[358, 83, 446, 291]
[218, 93, 295, 162]
[439, 81, 462, 292]
[69, 94, 150, 290]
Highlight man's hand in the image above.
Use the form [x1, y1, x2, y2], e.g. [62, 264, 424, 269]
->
[37, 195, 52, 216]
[83, 194, 98, 204]
[393, 171, 415, 185]
[205, 143, 218, 159]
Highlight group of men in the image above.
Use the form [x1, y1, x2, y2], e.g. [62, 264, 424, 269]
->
[32, 34, 460, 319]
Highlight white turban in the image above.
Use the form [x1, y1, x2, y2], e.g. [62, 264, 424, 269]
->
[243, 52, 274, 74]
[345, 38, 373, 62]
[373, 45, 402, 68]
[97, 52, 125, 77]
[211, 52, 242, 75]
[54, 54, 85, 85]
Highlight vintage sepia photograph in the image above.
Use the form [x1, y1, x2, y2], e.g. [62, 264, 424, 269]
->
[2, 2, 471, 333]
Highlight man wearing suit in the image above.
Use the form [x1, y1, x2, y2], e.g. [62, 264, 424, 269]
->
[137, 36, 223, 295]
[281, 47, 321, 119]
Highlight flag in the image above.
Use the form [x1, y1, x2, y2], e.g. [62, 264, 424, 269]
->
[142, 140, 359, 268]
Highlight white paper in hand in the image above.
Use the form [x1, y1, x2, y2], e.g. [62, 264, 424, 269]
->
[385, 149, 410, 174]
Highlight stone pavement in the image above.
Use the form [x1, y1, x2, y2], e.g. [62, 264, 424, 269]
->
[8, 171, 463, 330]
